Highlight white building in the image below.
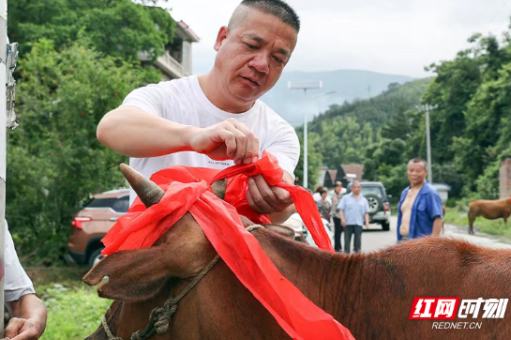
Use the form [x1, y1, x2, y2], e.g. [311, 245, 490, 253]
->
[138, 20, 200, 80]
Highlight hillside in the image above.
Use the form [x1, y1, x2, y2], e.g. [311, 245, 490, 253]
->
[293, 77, 432, 186]
[309, 77, 433, 132]
[262, 69, 414, 126]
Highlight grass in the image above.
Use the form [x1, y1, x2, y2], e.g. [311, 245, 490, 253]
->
[26, 267, 113, 340]
[444, 204, 511, 239]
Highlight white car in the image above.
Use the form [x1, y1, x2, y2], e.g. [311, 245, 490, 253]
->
[281, 213, 333, 248]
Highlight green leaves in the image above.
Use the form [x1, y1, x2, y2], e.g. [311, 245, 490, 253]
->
[6, 39, 158, 265]
[9, 0, 176, 61]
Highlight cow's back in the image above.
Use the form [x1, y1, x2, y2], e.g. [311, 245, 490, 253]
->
[346, 237, 511, 340]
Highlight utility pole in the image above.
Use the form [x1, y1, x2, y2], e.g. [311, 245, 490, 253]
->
[0, 0, 7, 335]
[288, 81, 322, 189]
[417, 104, 437, 183]
[1, 1, 18, 335]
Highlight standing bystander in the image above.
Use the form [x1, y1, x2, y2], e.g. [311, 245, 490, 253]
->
[316, 189, 332, 221]
[338, 181, 370, 253]
[330, 181, 345, 251]
[397, 158, 444, 241]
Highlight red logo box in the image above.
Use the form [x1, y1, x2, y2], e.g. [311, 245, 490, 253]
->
[409, 297, 461, 319]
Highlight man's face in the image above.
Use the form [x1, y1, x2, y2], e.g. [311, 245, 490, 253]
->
[213, 9, 297, 104]
[407, 162, 427, 186]
[335, 184, 342, 193]
[352, 183, 362, 195]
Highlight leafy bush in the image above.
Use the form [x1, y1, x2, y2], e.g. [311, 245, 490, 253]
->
[6, 39, 160, 265]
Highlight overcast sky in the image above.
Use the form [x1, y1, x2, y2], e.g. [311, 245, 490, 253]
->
[164, 0, 511, 78]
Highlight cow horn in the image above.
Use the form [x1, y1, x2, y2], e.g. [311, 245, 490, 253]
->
[119, 164, 164, 208]
[211, 178, 226, 200]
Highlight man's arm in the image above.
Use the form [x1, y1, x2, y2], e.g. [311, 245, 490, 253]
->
[97, 107, 260, 165]
[339, 210, 346, 227]
[338, 198, 346, 227]
[5, 294, 47, 340]
[432, 217, 443, 236]
[364, 213, 370, 229]
[427, 191, 444, 236]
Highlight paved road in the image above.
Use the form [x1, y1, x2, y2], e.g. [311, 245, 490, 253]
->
[357, 216, 511, 253]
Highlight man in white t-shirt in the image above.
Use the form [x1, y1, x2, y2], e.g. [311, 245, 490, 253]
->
[2, 220, 47, 339]
[97, 0, 301, 223]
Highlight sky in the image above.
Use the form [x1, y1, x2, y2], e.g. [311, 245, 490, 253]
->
[162, 0, 511, 78]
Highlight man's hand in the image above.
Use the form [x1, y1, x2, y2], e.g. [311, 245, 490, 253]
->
[189, 118, 259, 165]
[341, 219, 346, 227]
[246, 174, 293, 214]
[364, 222, 370, 229]
[6, 294, 47, 340]
[4, 317, 40, 340]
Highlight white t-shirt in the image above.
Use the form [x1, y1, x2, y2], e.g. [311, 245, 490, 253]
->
[3, 220, 36, 302]
[121, 75, 300, 203]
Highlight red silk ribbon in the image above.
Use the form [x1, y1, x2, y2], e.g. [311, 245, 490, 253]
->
[101, 152, 353, 339]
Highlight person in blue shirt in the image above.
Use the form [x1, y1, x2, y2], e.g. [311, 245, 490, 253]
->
[338, 181, 370, 253]
[397, 158, 443, 241]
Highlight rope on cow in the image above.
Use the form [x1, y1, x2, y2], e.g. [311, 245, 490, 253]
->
[130, 254, 221, 340]
[101, 224, 264, 340]
[102, 314, 123, 340]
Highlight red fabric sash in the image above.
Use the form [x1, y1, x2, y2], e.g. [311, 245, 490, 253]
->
[101, 152, 353, 339]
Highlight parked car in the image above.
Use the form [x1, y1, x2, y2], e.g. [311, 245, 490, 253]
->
[346, 181, 391, 231]
[67, 189, 129, 268]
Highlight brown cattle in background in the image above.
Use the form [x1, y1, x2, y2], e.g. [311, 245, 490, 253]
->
[84, 166, 511, 340]
[468, 198, 511, 235]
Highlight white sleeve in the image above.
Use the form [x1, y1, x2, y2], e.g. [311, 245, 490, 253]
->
[3, 220, 36, 302]
[120, 83, 168, 117]
[266, 120, 300, 178]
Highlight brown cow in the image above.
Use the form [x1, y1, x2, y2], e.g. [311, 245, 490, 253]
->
[468, 198, 511, 235]
[84, 166, 511, 340]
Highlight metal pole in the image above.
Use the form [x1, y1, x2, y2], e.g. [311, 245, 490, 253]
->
[0, 0, 8, 335]
[303, 88, 308, 189]
[425, 104, 433, 183]
[287, 81, 322, 189]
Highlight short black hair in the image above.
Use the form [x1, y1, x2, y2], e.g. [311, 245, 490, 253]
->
[408, 158, 427, 170]
[240, 0, 300, 32]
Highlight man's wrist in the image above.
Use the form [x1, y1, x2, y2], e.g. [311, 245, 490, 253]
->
[25, 317, 43, 336]
[180, 125, 201, 152]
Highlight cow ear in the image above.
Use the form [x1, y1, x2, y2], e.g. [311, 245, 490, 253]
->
[83, 247, 173, 302]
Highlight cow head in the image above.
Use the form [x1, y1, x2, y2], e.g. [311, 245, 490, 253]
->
[83, 164, 294, 302]
[82, 164, 221, 302]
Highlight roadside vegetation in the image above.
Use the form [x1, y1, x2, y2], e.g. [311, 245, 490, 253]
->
[28, 267, 109, 340]
[7, 0, 176, 266]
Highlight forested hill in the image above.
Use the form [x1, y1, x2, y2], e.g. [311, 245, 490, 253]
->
[262, 69, 414, 126]
[310, 77, 432, 133]
[292, 78, 431, 186]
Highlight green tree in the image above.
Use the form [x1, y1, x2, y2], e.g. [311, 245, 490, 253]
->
[6, 40, 161, 264]
[9, 0, 176, 61]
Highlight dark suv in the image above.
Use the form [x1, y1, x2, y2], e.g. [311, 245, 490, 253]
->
[346, 182, 391, 231]
[67, 189, 129, 268]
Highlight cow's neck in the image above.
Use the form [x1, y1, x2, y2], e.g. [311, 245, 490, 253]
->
[253, 228, 362, 320]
